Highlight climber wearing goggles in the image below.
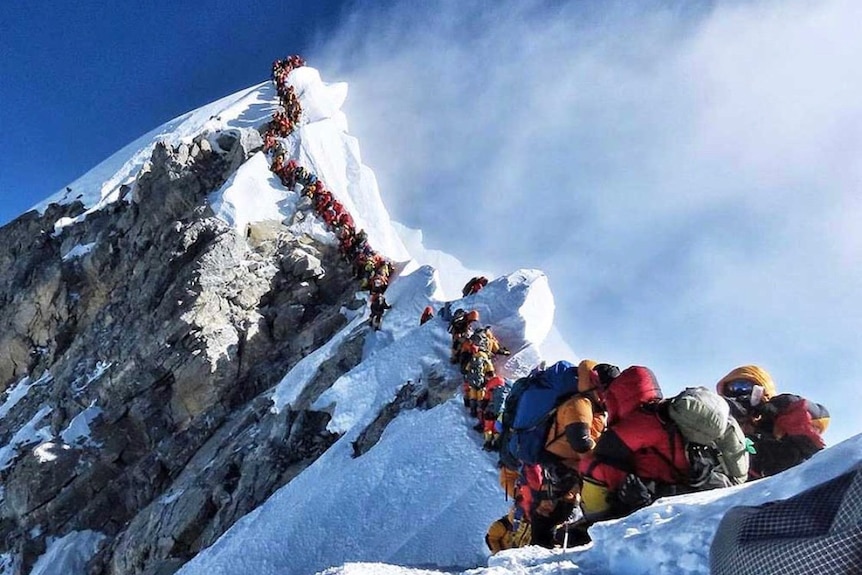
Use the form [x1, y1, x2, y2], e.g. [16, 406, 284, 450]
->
[723, 379, 755, 399]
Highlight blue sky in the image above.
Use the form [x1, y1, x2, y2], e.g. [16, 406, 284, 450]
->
[3, 0, 861, 443]
[0, 0, 347, 224]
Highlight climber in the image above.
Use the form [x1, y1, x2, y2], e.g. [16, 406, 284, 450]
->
[530, 464, 582, 549]
[480, 375, 508, 447]
[335, 211, 354, 231]
[579, 365, 690, 522]
[281, 159, 299, 188]
[544, 360, 607, 471]
[319, 206, 336, 226]
[340, 229, 357, 261]
[347, 229, 369, 260]
[304, 179, 324, 199]
[464, 351, 495, 420]
[368, 274, 389, 296]
[577, 362, 753, 535]
[448, 309, 478, 337]
[376, 258, 394, 280]
[448, 309, 480, 364]
[314, 189, 333, 213]
[419, 306, 434, 325]
[467, 326, 510, 359]
[716, 365, 830, 478]
[462, 276, 489, 297]
[485, 506, 532, 554]
[369, 294, 392, 331]
[269, 150, 285, 173]
[360, 256, 389, 293]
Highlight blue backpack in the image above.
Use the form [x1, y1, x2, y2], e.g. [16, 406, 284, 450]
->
[488, 379, 513, 418]
[503, 361, 581, 466]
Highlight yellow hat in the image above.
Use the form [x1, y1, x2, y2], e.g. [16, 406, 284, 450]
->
[578, 359, 599, 393]
[716, 365, 777, 400]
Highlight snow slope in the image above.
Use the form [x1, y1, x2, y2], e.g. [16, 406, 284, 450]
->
[300, 434, 862, 575]
[176, 266, 553, 575]
[34, 82, 274, 230]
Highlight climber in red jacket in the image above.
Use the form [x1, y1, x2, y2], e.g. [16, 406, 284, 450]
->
[579, 365, 689, 521]
[419, 306, 434, 325]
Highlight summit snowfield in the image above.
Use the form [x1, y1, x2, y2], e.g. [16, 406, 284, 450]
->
[7, 63, 861, 575]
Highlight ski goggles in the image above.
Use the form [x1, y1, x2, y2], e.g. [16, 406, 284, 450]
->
[723, 379, 755, 398]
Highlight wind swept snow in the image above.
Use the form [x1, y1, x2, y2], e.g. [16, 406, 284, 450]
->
[29, 531, 105, 575]
[0, 405, 52, 471]
[0, 372, 52, 420]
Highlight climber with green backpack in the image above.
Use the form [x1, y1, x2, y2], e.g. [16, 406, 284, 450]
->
[665, 386, 750, 489]
[579, 366, 750, 523]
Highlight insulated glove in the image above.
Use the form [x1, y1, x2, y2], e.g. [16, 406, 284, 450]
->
[617, 474, 653, 509]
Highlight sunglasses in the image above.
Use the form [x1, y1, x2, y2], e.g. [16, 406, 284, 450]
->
[724, 379, 755, 398]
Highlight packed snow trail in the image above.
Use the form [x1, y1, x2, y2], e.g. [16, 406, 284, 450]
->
[263, 56, 399, 304]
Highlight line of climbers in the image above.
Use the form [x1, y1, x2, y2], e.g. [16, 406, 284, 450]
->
[443, 305, 516, 452]
[262, 55, 833, 557]
[262, 55, 395, 328]
[475, 357, 830, 554]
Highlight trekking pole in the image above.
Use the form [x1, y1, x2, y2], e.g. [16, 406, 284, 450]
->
[563, 526, 569, 551]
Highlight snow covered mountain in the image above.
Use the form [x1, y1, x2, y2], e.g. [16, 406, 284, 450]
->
[2, 61, 860, 575]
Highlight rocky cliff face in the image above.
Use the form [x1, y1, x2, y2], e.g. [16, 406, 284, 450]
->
[0, 126, 397, 574]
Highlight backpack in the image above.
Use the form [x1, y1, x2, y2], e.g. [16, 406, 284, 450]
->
[504, 361, 581, 466]
[489, 378, 513, 418]
[667, 387, 749, 486]
[470, 327, 498, 353]
[496, 376, 532, 470]
[545, 394, 606, 465]
[465, 354, 492, 390]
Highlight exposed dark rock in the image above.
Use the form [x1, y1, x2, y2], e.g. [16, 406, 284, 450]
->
[0, 127, 362, 574]
[351, 367, 459, 458]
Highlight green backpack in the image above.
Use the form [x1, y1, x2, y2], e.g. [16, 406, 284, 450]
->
[465, 354, 491, 390]
[667, 386, 749, 486]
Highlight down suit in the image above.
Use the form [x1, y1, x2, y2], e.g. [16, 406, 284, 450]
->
[579, 366, 688, 518]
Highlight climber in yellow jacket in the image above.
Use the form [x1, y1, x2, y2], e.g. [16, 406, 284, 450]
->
[544, 359, 608, 470]
[485, 506, 531, 554]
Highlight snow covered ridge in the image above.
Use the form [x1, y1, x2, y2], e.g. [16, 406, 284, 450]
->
[30, 55, 409, 268]
[30, 82, 274, 220]
[210, 55, 409, 265]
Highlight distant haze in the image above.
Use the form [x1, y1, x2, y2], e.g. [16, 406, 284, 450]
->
[316, 0, 862, 443]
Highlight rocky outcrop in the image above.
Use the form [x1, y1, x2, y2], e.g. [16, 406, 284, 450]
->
[351, 368, 457, 458]
[0, 128, 366, 574]
[0, 201, 83, 386]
